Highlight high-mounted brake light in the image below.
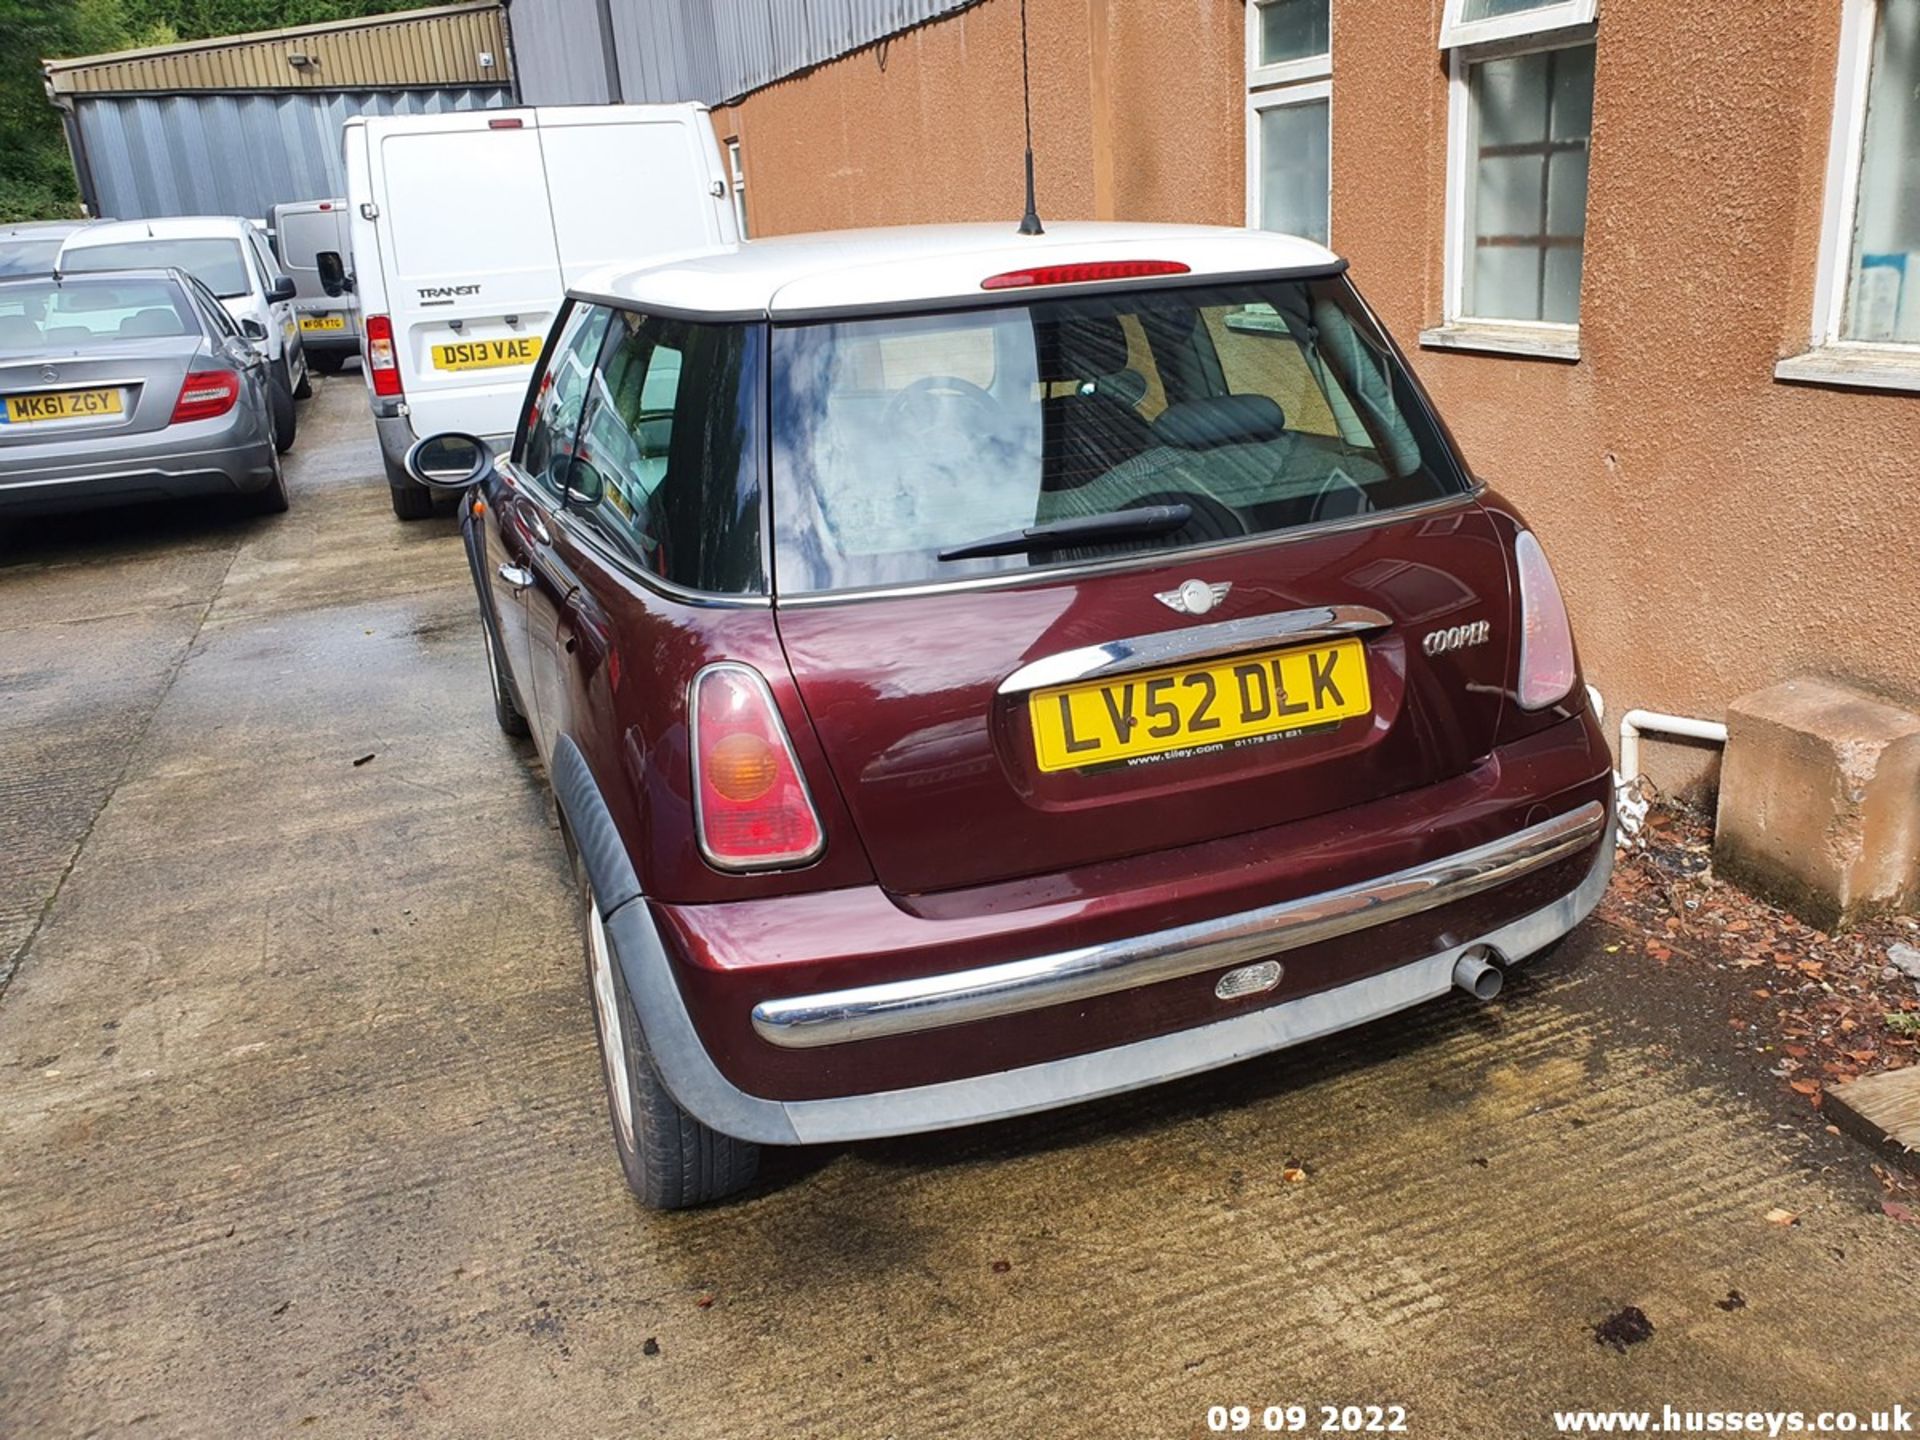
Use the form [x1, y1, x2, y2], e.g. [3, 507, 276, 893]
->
[691, 663, 825, 871]
[169, 370, 239, 424]
[488, 118, 524, 130]
[364, 313, 403, 397]
[980, 259, 1191, 291]
[1514, 529, 1577, 710]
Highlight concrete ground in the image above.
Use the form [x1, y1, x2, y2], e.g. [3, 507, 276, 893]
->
[2, 378, 1915, 1439]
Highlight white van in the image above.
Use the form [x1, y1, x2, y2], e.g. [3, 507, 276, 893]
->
[271, 199, 360, 374]
[343, 104, 739, 519]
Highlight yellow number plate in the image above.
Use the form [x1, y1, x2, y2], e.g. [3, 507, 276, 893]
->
[1029, 638, 1372, 773]
[2, 388, 123, 424]
[431, 337, 538, 372]
[300, 313, 347, 332]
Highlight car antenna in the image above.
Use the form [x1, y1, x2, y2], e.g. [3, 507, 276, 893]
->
[1016, 0, 1043, 236]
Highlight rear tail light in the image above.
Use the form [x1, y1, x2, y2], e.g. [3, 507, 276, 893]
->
[1514, 529, 1577, 710]
[981, 259, 1191, 290]
[365, 313, 403, 397]
[170, 370, 240, 424]
[691, 663, 825, 871]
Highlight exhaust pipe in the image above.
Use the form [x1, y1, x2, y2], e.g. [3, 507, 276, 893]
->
[1452, 949, 1504, 1001]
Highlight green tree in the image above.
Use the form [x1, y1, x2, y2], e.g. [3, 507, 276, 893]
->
[1, 0, 415, 221]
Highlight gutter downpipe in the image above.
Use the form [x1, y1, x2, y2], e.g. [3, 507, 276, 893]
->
[1619, 710, 1728, 786]
[45, 83, 101, 218]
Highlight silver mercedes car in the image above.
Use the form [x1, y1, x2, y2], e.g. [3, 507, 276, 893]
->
[0, 268, 287, 516]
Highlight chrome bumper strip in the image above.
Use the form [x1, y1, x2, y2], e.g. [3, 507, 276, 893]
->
[996, 604, 1392, 696]
[750, 800, 1608, 1050]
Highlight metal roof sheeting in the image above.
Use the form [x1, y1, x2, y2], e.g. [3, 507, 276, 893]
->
[73, 87, 510, 221]
[45, 3, 510, 95]
[509, 0, 983, 107]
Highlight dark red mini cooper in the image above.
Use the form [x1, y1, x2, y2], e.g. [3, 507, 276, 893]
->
[407, 223, 1614, 1208]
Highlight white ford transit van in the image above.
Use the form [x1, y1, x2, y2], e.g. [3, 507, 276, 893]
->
[343, 104, 739, 519]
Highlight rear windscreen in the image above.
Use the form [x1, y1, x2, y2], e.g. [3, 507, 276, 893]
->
[62, 239, 250, 299]
[769, 277, 1472, 595]
[0, 277, 194, 352]
[0, 238, 64, 278]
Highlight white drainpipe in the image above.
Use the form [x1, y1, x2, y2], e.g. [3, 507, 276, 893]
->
[1618, 709, 1728, 784]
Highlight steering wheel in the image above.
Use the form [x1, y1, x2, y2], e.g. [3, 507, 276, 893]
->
[882, 374, 1005, 443]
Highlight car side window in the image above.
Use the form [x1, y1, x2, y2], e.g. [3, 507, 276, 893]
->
[190, 279, 239, 338]
[563, 307, 764, 595]
[518, 303, 612, 497]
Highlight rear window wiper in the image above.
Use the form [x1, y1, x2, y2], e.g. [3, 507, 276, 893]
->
[936, 503, 1192, 562]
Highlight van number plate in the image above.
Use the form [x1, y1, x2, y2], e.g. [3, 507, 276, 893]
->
[1028, 639, 1372, 773]
[431, 337, 537, 371]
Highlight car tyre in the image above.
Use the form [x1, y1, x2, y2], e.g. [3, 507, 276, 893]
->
[290, 355, 313, 401]
[481, 604, 530, 737]
[269, 369, 297, 454]
[389, 483, 436, 520]
[579, 864, 760, 1210]
[239, 447, 290, 516]
[312, 352, 346, 376]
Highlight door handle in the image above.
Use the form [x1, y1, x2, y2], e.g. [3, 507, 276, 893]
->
[498, 563, 534, 591]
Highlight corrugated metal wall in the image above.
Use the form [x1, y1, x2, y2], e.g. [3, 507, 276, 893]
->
[509, 0, 983, 106]
[74, 88, 512, 221]
[46, 3, 510, 94]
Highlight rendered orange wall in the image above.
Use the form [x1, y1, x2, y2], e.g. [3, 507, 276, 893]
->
[713, 0, 1920, 794]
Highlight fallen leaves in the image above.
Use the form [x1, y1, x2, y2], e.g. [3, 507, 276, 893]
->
[1883, 1200, 1918, 1226]
[1598, 800, 1919, 1119]
[1281, 1166, 1309, 1185]
[1764, 1208, 1800, 1226]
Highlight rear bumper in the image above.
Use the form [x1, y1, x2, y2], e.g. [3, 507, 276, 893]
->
[0, 429, 278, 512]
[608, 807, 1614, 1146]
[301, 332, 360, 360]
[753, 801, 1604, 1050]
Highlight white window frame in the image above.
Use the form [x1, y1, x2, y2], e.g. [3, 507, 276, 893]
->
[726, 137, 748, 239]
[1777, 0, 1920, 392]
[1423, 26, 1594, 360]
[1439, 0, 1596, 51]
[1245, 0, 1334, 88]
[1244, 0, 1333, 243]
[1245, 80, 1333, 241]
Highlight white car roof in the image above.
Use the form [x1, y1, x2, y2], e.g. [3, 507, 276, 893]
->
[574, 222, 1343, 320]
[59, 216, 256, 249]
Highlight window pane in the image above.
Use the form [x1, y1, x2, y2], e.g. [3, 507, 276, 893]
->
[522, 304, 612, 491]
[770, 279, 1471, 595]
[1259, 0, 1330, 65]
[1844, 0, 1920, 343]
[1462, 0, 1566, 20]
[566, 311, 764, 594]
[1258, 99, 1331, 245]
[1465, 45, 1593, 323]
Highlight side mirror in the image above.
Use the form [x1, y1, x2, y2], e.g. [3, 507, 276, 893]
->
[267, 275, 297, 304]
[405, 432, 496, 490]
[555, 454, 603, 507]
[239, 318, 269, 342]
[315, 251, 352, 297]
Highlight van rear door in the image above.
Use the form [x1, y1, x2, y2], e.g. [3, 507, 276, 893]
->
[375, 113, 562, 439]
[535, 105, 739, 286]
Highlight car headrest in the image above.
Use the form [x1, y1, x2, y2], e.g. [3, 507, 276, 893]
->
[119, 308, 181, 337]
[1035, 313, 1131, 382]
[1153, 394, 1286, 449]
[0, 315, 42, 349]
[42, 326, 92, 345]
